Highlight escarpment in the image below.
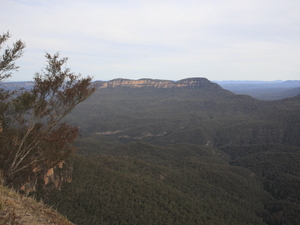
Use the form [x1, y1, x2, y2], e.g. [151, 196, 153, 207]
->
[95, 77, 223, 89]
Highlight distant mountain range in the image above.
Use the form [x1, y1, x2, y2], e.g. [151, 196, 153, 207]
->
[2, 78, 300, 100]
[215, 80, 300, 88]
[0, 81, 34, 90]
[215, 80, 300, 100]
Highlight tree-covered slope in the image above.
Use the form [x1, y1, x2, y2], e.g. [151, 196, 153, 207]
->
[69, 79, 300, 151]
[46, 145, 270, 225]
[219, 143, 300, 224]
[44, 78, 300, 225]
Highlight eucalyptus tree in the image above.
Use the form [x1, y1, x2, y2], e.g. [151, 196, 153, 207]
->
[0, 31, 95, 187]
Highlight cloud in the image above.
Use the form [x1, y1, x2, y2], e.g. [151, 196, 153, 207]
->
[1, 0, 300, 81]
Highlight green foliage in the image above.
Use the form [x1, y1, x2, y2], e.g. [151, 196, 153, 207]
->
[45, 151, 268, 225]
[0, 32, 95, 189]
[0, 31, 25, 81]
[220, 143, 300, 224]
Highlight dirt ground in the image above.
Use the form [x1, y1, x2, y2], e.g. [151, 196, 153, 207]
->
[0, 186, 74, 225]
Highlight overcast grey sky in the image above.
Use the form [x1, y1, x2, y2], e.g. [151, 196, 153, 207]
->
[1, 0, 300, 81]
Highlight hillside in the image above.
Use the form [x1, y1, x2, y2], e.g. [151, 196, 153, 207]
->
[68, 78, 300, 150]
[45, 151, 270, 225]
[31, 78, 300, 224]
[0, 185, 73, 225]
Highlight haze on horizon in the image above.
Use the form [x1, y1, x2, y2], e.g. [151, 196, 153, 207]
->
[1, 0, 300, 82]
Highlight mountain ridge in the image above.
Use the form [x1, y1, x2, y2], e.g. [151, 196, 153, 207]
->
[94, 77, 222, 89]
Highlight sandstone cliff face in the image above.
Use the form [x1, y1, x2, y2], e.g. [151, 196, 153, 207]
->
[43, 161, 73, 191]
[97, 78, 174, 88]
[20, 161, 73, 194]
[96, 78, 221, 89]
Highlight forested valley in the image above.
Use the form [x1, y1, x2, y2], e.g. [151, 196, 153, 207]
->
[40, 78, 300, 225]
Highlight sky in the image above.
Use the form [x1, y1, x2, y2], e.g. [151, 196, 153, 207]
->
[1, 0, 300, 81]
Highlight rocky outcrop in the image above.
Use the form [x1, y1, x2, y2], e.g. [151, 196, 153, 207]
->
[43, 161, 73, 191]
[20, 161, 73, 194]
[96, 78, 173, 88]
[95, 77, 222, 89]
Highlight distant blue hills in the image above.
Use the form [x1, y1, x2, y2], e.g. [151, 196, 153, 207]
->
[215, 80, 300, 100]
